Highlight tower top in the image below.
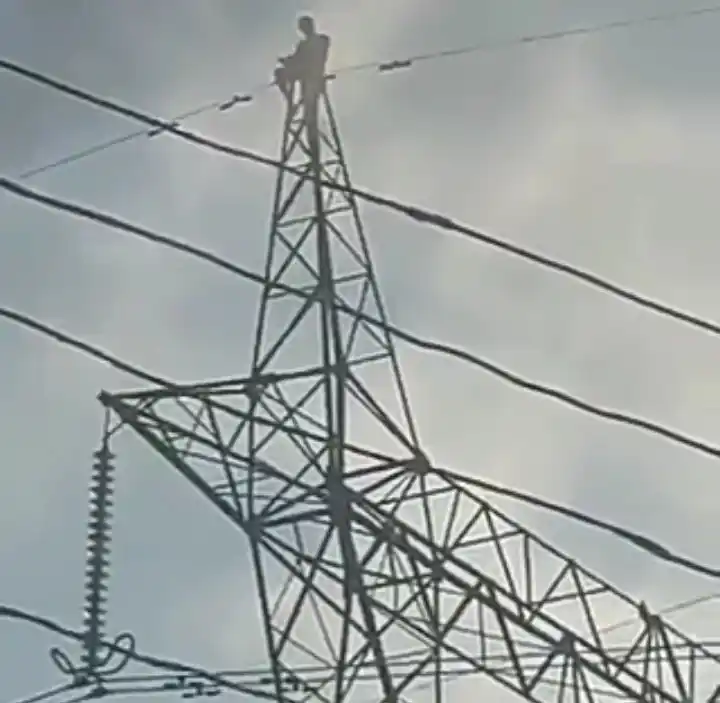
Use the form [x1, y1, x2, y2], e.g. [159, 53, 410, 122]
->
[97, 26, 720, 702]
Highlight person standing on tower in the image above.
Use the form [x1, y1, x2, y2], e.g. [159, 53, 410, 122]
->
[274, 16, 330, 100]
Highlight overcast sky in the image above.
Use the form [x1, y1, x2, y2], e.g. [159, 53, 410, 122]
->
[2, 1, 720, 701]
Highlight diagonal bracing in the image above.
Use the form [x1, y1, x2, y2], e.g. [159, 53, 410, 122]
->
[97, 26, 719, 703]
[99, 384, 720, 702]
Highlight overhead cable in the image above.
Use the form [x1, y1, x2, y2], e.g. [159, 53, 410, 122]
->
[441, 468, 720, 579]
[5, 176, 720, 486]
[13, 3, 720, 180]
[0, 303, 169, 386]
[5, 58, 720, 349]
[0, 605, 276, 701]
[0, 286, 717, 577]
[4, 596, 718, 703]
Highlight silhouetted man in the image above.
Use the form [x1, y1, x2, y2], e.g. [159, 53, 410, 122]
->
[274, 16, 330, 100]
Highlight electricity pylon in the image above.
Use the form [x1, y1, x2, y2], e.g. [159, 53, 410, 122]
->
[97, 27, 720, 703]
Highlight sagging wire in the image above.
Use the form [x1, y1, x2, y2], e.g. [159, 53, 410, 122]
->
[12, 4, 720, 181]
[0, 175, 718, 577]
[0, 604, 278, 702]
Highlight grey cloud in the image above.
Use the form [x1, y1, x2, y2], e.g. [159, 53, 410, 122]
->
[0, 0, 290, 176]
[589, 11, 720, 105]
[3, 1, 286, 95]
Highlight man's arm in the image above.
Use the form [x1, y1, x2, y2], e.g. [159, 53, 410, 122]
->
[279, 44, 300, 65]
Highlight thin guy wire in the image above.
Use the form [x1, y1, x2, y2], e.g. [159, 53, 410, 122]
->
[336, 3, 720, 73]
[5, 176, 720, 467]
[15, 83, 266, 180]
[2, 180, 720, 581]
[600, 590, 720, 634]
[12, 3, 720, 181]
[10, 685, 76, 703]
[6, 58, 720, 352]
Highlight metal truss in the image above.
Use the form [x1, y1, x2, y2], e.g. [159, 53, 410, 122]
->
[97, 376, 720, 702]
[45, 58, 719, 703]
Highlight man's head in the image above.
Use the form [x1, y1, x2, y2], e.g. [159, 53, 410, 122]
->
[298, 15, 315, 37]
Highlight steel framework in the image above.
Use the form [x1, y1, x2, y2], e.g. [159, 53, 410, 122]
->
[38, 34, 720, 703]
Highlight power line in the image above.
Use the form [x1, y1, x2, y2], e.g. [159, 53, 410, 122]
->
[11, 616, 720, 703]
[3, 588, 718, 690]
[2, 52, 720, 581]
[0, 605, 277, 701]
[0, 288, 716, 578]
[6, 56, 720, 351]
[443, 468, 720, 579]
[5, 15, 720, 700]
[0, 303, 170, 386]
[13, 3, 720, 181]
[16, 83, 272, 180]
[6, 176, 720, 487]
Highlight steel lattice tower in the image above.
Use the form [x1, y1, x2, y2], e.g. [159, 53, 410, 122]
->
[95, 28, 720, 703]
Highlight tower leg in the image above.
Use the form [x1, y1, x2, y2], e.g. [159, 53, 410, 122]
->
[98, 73, 720, 703]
